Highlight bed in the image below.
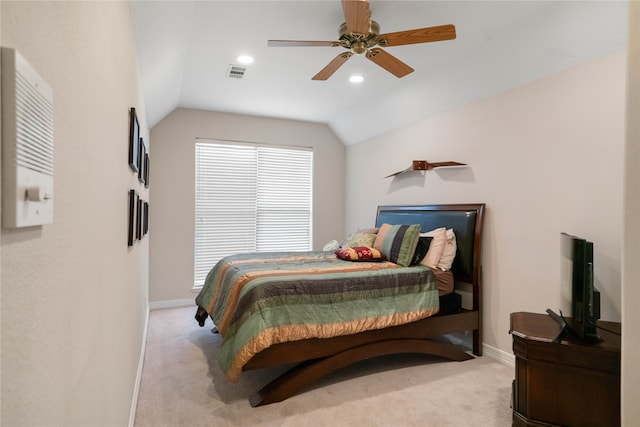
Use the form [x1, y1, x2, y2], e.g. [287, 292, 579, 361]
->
[195, 203, 485, 406]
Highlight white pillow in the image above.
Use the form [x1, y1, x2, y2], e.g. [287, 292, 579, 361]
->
[420, 227, 447, 269]
[437, 228, 457, 271]
[323, 240, 340, 251]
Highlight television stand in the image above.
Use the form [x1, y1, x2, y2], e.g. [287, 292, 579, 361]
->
[510, 312, 620, 427]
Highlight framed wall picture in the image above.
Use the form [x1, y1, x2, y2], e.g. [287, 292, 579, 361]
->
[136, 197, 143, 240]
[144, 153, 150, 188]
[143, 201, 149, 235]
[138, 138, 146, 183]
[128, 190, 138, 246]
[129, 108, 140, 172]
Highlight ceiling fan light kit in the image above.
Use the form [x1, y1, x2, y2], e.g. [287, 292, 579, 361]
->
[267, 0, 456, 80]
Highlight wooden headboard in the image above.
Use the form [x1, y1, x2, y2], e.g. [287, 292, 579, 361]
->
[375, 204, 486, 288]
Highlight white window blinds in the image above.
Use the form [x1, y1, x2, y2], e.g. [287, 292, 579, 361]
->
[194, 140, 313, 288]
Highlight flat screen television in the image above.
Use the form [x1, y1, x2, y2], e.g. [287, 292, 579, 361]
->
[551, 232, 602, 342]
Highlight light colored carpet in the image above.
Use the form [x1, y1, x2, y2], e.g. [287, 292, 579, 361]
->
[134, 306, 513, 427]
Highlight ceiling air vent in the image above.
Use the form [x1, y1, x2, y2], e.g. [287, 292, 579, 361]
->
[227, 65, 247, 79]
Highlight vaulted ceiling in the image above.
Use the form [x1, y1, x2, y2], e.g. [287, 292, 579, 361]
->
[130, 1, 627, 146]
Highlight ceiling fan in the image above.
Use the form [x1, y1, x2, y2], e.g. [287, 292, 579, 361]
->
[267, 0, 456, 80]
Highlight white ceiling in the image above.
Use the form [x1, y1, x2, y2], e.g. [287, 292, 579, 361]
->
[130, 1, 627, 146]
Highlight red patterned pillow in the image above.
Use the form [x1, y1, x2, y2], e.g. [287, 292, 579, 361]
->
[335, 246, 386, 262]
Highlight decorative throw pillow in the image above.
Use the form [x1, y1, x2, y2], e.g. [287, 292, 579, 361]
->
[357, 227, 379, 234]
[411, 236, 433, 265]
[373, 223, 421, 267]
[341, 231, 377, 248]
[420, 227, 447, 269]
[335, 246, 386, 262]
[437, 228, 457, 271]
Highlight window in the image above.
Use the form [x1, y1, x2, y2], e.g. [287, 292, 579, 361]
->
[194, 139, 313, 288]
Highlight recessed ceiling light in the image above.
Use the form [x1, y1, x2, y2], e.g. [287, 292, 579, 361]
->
[349, 75, 364, 84]
[236, 55, 254, 65]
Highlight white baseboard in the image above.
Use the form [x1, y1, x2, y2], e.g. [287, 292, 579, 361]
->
[149, 298, 195, 310]
[482, 342, 515, 367]
[128, 304, 150, 427]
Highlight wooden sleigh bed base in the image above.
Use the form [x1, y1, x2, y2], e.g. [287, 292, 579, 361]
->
[246, 309, 480, 406]
[241, 203, 486, 407]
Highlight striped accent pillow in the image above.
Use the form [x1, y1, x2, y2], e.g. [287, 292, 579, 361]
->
[373, 223, 421, 267]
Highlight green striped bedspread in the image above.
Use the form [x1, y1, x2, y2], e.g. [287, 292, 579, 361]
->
[195, 251, 439, 382]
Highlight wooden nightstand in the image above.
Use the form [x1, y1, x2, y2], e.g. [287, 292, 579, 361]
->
[510, 312, 621, 427]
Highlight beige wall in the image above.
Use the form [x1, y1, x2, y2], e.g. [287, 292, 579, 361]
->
[622, 2, 640, 423]
[345, 50, 626, 355]
[1, 2, 149, 426]
[149, 109, 345, 303]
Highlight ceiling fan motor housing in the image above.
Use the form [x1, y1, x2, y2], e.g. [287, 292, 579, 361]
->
[339, 20, 381, 54]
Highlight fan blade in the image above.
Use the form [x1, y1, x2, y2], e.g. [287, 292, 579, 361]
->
[342, 0, 371, 34]
[384, 165, 413, 178]
[268, 40, 341, 47]
[378, 24, 456, 47]
[365, 48, 413, 78]
[427, 161, 467, 170]
[312, 52, 353, 80]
